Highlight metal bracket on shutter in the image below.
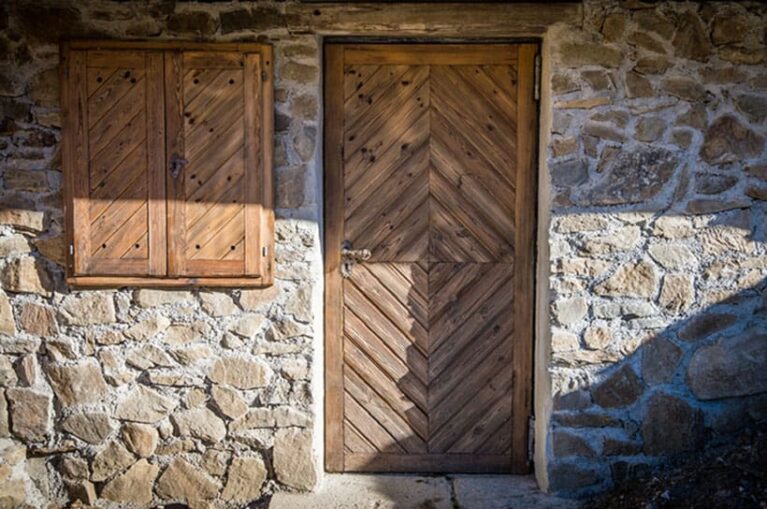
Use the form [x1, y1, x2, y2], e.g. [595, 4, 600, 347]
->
[340, 240, 371, 278]
[534, 53, 541, 102]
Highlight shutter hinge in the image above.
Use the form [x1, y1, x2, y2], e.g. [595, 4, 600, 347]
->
[261, 70, 268, 82]
[533, 53, 541, 102]
[262, 246, 268, 257]
[69, 244, 74, 256]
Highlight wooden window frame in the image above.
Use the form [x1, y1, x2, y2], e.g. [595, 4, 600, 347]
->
[61, 40, 274, 288]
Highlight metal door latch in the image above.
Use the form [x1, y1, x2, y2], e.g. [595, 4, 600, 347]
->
[170, 153, 188, 179]
[341, 240, 371, 278]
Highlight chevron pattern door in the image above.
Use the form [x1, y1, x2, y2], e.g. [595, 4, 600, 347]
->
[325, 44, 538, 473]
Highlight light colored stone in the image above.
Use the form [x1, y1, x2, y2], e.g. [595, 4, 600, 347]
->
[125, 345, 175, 370]
[61, 412, 113, 444]
[282, 357, 310, 381]
[287, 286, 312, 322]
[652, 216, 693, 239]
[240, 285, 281, 311]
[60, 293, 116, 325]
[551, 330, 579, 353]
[583, 326, 611, 350]
[164, 322, 210, 345]
[554, 214, 607, 233]
[687, 328, 767, 400]
[115, 385, 177, 423]
[0, 235, 29, 257]
[274, 428, 316, 490]
[211, 385, 248, 420]
[1, 256, 52, 296]
[60, 456, 89, 479]
[170, 345, 213, 365]
[0, 208, 45, 232]
[581, 226, 641, 254]
[172, 407, 227, 443]
[91, 441, 134, 482]
[229, 313, 266, 338]
[121, 423, 158, 458]
[208, 356, 272, 389]
[155, 458, 221, 502]
[6, 388, 50, 441]
[222, 456, 267, 502]
[556, 96, 610, 109]
[647, 243, 696, 270]
[0, 390, 9, 437]
[659, 274, 694, 314]
[200, 292, 238, 317]
[32, 235, 66, 266]
[45, 360, 108, 408]
[0, 291, 15, 336]
[552, 298, 587, 326]
[101, 459, 159, 506]
[596, 261, 657, 299]
[18, 303, 58, 337]
[135, 289, 193, 308]
[125, 315, 171, 341]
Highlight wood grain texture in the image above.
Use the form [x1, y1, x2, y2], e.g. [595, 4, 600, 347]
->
[64, 41, 274, 288]
[325, 43, 537, 473]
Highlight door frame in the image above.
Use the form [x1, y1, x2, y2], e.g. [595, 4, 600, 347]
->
[323, 41, 539, 474]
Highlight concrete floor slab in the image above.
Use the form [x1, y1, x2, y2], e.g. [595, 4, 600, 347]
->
[269, 474, 580, 509]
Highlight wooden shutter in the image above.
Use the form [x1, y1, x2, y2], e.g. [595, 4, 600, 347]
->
[165, 50, 272, 280]
[63, 49, 166, 277]
[62, 41, 274, 288]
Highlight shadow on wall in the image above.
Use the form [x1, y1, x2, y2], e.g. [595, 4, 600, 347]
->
[341, 192, 767, 502]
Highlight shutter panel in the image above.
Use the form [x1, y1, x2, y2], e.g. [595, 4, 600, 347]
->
[64, 49, 166, 276]
[166, 50, 271, 279]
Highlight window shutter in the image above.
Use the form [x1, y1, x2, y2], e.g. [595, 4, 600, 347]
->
[165, 50, 273, 280]
[63, 49, 167, 277]
[62, 42, 274, 287]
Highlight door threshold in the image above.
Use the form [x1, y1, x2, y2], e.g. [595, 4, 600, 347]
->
[269, 474, 579, 508]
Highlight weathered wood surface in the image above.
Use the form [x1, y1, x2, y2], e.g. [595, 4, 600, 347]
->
[325, 43, 537, 474]
[63, 41, 274, 287]
[288, 3, 581, 35]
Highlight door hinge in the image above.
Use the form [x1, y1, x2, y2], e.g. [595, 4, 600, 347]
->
[262, 246, 268, 257]
[534, 53, 541, 102]
[528, 415, 535, 460]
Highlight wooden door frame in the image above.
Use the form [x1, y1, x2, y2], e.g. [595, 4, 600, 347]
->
[323, 41, 539, 474]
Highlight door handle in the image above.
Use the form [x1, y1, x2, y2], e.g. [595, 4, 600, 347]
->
[170, 153, 188, 180]
[341, 241, 371, 278]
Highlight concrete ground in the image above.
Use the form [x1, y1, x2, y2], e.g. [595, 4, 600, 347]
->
[270, 474, 580, 509]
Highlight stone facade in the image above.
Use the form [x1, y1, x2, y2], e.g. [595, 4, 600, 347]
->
[0, 0, 764, 506]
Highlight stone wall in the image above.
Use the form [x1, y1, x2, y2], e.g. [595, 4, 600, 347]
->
[541, 0, 767, 495]
[0, 0, 764, 506]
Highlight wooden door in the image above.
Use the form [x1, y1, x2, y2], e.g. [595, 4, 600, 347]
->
[64, 49, 166, 276]
[165, 50, 271, 278]
[325, 44, 537, 473]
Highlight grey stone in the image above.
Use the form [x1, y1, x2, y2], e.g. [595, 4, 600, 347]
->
[550, 158, 589, 187]
[678, 312, 738, 342]
[220, 6, 284, 34]
[60, 412, 113, 444]
[734, 94, 767, 123]
[552, 431, 596, 458]
[579, 146, 677, 206]
[695, 174, 738, 195]
[687, 328, 767, 400]
[642, 393, 702, 455]
[700, 115, 764, 165]
[642, 336, 682, 385]
[593, 365, 644, 408]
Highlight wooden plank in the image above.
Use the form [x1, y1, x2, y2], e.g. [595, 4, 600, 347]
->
[324, 43, 346, 473]
[510, 42, 537, 475]
[72, 40, 272, 52]
[165, 50, 185, 276]
[344, 453, 511, 473]
[87, 50, 145, 68]
[63, 48, 91, 276]
[257, 45, 275, 285]
[287, 2, 580, 36]
[244, 53, 262, 276]
[344, 44, 518, 65]
[67, 275, 266, 288]
[146, 51, 167, 277]
[183, 51, 244, 69]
